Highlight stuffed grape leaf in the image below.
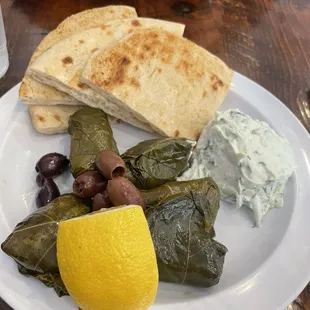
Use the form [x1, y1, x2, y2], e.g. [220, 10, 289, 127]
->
[68, 107, 119, 178]
[144, 178, 227, 287]
[18, 263, 68, 297]
[1, 194, 91, 296]
[122, 138, 193, 190]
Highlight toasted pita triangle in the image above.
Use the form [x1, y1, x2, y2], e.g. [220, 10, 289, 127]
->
[20, 6, 137, 105]
[28, 19, 185, 132]
[22, 6, 137, 134]
[81, 29, 233, 140]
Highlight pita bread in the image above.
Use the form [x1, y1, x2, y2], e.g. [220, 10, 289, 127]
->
[28, 19, 185, 132]
[22, 6, 137, 135]
[19, 6, 137, 105]
[29, 105, 117, 134]
[29, 105, 83, 134]
[81, 29, 233, 140]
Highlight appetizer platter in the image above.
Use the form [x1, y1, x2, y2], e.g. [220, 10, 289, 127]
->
[0, 5, 310, 310]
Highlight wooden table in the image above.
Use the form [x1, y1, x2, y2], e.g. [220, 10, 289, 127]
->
[0, 0, 309, 309]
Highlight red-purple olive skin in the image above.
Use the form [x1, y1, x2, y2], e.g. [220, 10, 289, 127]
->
[73, 171, 107, 199]
[36, 179, 60, 208]
[107, 177, 146, 210]
[92, 191, 112, 211]
[95, 150, 126, 180]
[35, 153, 69, 178]
[36, 173, 47, 187]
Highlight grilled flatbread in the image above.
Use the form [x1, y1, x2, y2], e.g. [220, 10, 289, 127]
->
[23, 6, 137, 134]
[29, 105, 82, 134]
[81, 29, 233, 140]
[20, 6, 137, 105]
[29, 105, 117, 134]
[28, 19, 185, 132]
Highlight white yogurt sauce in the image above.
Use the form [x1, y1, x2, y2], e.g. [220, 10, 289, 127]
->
[178, 109, 296, 227]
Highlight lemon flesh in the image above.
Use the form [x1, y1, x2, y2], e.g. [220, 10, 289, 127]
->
[57, 205, 158, 310]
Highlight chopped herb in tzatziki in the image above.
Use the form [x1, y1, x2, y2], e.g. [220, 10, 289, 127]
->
[178, 109, 296, 227]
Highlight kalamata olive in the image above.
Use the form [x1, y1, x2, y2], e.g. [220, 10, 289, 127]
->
[73, 171, 107, 199]
[107, 177, 146, 210]
[95, 150, 126, 180]
[35, 153, 69, 178]
[36, 179, 60, 208]
[92, 191, 112, 211]
[36, 173, 47, 187]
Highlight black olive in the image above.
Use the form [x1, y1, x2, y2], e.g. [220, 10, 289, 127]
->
[107, 177, 146, 210]
[35, 153, 69, 178]
[92, 191, 112, 211]
[95, 150, 126, 180]
[73, 171, 107, 199]
[36, 179, 60, 208]
[36, 173, 50, 187]
[36, 173, 47, 187]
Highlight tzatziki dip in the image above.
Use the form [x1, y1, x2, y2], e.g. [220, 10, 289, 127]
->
[178, 109, 296, 227]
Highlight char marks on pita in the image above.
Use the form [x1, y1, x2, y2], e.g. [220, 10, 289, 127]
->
[81, 28, 233, 140]
[27, 18, 185, 133]
[19, 6, 138, 134]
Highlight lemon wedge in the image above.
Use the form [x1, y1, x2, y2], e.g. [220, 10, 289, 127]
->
[57, 205, 158, 310]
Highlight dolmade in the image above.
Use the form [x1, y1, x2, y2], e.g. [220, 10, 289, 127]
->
[18, 263, 68, 297]
[68, 107, 119, 178]
[145, 178, 228, 287]
[122, 138, 193, 190]
[1, 194, 91, 296]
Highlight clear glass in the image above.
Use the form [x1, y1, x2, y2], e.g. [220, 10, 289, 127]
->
[0, 5, 9, 79]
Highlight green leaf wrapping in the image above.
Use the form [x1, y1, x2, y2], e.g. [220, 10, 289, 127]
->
[18, 264, 68, 297]
[144, 178, 227, 287]
[1, 194, 91, 296]
[122, 138, 193, 190]
[68, 107, 119, 178]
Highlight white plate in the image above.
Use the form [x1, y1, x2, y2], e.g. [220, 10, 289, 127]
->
[0, 72, 310, 310]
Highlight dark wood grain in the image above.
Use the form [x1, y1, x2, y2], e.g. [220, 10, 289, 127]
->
[0, 0, 310, 309]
